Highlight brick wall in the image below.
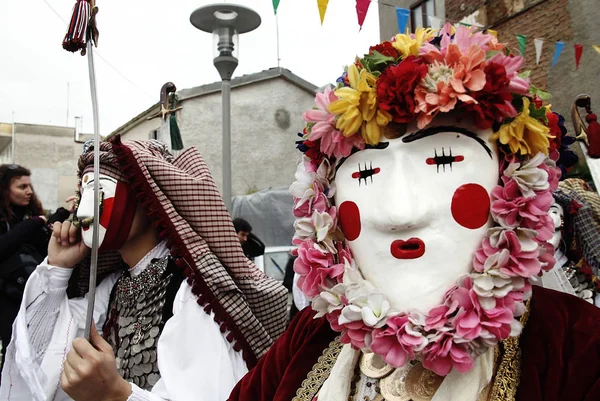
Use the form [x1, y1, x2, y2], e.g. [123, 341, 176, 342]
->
[493, 0, 573, 89]
[445, 0, 572, 89]
[446, 0, 486, 22]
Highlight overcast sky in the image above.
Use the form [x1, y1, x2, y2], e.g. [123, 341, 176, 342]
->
[0, 0, 381, 135]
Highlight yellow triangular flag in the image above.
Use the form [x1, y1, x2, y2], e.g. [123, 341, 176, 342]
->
[487, 29, 498, 38]
[594, 45, 600, 55]
[317, 0, 329, 25]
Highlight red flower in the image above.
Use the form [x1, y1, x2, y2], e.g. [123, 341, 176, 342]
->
[546, 112, 562, 153]
[369, 41, 399, 59]
[377, 56, 427, 124]
[462, 63, 517, 129]
[304, 139, 326, 164]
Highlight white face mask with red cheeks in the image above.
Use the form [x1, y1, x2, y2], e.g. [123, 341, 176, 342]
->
[334, 117, 500, 313]
[77, 172, 119, 249]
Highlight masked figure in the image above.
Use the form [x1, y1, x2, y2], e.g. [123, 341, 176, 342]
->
[0, 138, 288, 400]
[228, 25, 600, 401]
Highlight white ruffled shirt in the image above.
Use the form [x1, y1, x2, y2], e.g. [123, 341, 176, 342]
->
[0, 242, 248, 400]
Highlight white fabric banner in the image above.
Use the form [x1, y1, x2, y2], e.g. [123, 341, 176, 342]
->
[428, 16, 444, 30]
[535, 38, 544, 65]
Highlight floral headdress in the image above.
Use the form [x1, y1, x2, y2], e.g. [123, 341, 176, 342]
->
[290, 24, 564, 376]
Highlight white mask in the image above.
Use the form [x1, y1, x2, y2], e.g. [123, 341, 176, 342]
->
[334, 117, 499, 313]
[548, 202, 564, 250]
[77, 172, 118, 249]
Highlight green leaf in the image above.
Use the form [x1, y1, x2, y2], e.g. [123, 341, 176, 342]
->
[361, 50, 396, 73]
[485, 50, 501, 60]
[530, 86, 552, 100]
[518, 70, 531, 78]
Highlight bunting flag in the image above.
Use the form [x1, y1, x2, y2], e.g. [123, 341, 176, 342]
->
[396, 8, 410, 34]
[552, 41, 565, 68]
[516, 34, 527, 56]
[356, 0, 370, 30]
[317, 0, 329, 25]
[594, 45, 600, 55]
[534, 38, 544, 65]
[428, 16, 443, 30]
[272, 0, 281, 14]
[575, 44, 583, 69]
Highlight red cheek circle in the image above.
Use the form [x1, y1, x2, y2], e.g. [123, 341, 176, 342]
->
[99, 197, 115, 229]
[451, 184, 490, 229]
[339, 201, 361, 241]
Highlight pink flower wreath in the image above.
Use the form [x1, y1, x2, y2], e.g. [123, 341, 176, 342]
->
[290, 24, 562, 377]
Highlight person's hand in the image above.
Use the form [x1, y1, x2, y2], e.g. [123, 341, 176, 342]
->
[37, 215, 48, 224]
[65, 195, 78, 213]
[61, 324, 132, 401]
[47, 221, 89, 268]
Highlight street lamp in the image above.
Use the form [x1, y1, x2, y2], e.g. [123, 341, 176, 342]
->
[190, 3, 261, 211]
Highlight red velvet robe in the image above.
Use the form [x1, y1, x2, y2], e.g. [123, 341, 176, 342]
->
[228, 286, 600, 401]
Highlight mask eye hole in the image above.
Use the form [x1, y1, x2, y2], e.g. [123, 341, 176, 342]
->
[352, 162, 381, 186]
[426, 148, 464, 173]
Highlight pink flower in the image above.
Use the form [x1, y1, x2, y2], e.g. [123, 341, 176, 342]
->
[422, 333, 474, 375]
[294, 240, 342, 297]
[303, 86, 365, 159]
[339, 320, 372, 349]
[479, 297, 517, 339]
[538, 158, 561, 192]
[425, 304, 452, 331]
[371, 315, 425, 367]
[293, 184, 328, 218]
[486, 53, 530, 95]
[491, 178, 554, 231]
[474, 230, 541, 277]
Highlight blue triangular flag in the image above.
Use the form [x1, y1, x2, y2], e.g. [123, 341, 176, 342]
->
[396, 8, 410, 34]
[552, 41, 565, 68]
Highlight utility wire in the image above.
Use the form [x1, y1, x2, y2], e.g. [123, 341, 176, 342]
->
[40, 0, 155, 101]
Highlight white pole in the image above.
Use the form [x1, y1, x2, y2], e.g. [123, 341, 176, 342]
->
[66, 82, 70, 126]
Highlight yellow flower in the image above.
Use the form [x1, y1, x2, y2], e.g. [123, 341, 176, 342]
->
[491, 97, 553, 156]
[328, 64, 392, 145]
[392, 27, 435, 58]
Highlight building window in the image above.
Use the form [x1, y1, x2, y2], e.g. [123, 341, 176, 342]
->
[411, 0, 436, 31]
[149, 130, 158, 140]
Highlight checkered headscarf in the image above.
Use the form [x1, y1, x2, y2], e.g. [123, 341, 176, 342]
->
[554, 178, 600, 275]
[68, 137, 289, 366]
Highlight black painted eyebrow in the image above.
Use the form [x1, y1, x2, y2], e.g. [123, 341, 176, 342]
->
[335, 142, 389, 174]
[402, 126, 493, 159]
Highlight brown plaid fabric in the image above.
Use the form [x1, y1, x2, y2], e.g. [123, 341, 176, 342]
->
[68, 138, 289, 366]
[555, 178, 600, 275]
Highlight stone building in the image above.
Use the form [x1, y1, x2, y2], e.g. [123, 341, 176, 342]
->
[108, 67, 318, 197]
[0, 123, 93, 211]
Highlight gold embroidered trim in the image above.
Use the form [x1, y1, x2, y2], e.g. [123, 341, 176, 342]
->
[487, 299, 531, 401]
[293, 337, 343, 401]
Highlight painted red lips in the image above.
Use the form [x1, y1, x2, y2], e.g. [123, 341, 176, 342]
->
[390, 238, 426, 259]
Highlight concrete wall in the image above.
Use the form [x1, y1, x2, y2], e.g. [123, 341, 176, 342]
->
[0, 124, 81, 211]
[120, 78, 316, 196]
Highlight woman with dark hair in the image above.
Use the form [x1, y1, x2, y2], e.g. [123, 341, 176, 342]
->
[0, 164, 68, 375]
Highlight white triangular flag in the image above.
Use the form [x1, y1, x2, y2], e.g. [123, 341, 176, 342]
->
[534, 38, 544, 65]
[428, 15, 443, 30]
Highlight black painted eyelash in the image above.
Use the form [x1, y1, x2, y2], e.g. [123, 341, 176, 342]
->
[352, 162, 381, 186]
[426, 148, 464, 173]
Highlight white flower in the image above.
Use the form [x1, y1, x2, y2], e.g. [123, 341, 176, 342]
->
[503, 152, 549, 198]
[290, 160, 316, 203]
[487, 227, 538, 252]
[472, 270, 526, 310]
[293, 209, 336, 243]
[313, 283, 346, 318]
[316, 159, 336, 198]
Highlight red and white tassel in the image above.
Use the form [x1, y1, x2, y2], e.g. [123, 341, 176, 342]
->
[62, 0, 91, 53]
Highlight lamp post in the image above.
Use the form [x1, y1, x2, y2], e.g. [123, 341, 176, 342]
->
[190, 3, 261, 211]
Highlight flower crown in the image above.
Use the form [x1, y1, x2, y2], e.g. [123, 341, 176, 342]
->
[291, 24, 564, 376]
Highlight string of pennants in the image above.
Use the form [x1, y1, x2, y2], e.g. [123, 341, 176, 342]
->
[271, 0, 600, 70]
